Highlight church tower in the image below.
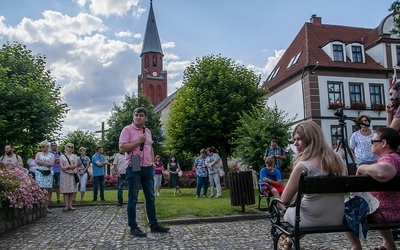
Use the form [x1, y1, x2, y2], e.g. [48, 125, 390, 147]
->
[138, 0, 167, 105]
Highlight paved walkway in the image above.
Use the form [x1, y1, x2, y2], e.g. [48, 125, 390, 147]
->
[0, 205, 398, 249]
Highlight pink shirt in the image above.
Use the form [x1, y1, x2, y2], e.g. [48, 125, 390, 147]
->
[119, 123, 153, 167]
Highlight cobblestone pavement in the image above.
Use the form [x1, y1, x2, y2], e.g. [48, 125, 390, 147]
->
[0, 205, 399, 250]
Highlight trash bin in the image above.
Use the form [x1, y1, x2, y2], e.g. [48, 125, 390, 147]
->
[228, 171, 255, 213]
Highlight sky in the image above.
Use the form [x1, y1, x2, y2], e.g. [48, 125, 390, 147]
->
[0, 0, 395, 137]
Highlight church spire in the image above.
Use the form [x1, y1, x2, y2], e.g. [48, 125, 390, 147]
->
[141, 0, 163, 56]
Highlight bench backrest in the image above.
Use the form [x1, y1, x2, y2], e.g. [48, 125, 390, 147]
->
[298, 172, 400, 195]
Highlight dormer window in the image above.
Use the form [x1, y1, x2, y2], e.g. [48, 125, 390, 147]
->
[351, 46, 363, 62]
[333, 44, 344, 61]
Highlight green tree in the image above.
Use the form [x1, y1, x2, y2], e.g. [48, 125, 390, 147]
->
[165, 54, 267, 175]
[103, 93, 164, 157]
[390, 1, 400, 36]
[0, 42, 68, 157]
[59, 130, 99, 158]
[231, 105, 295, 173]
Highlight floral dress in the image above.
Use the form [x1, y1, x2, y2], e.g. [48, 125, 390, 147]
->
[60, 154, 78, 194]
[35, 152, 54, 189]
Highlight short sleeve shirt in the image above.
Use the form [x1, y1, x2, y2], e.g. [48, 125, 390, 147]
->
[119, 123, 153, 167]
[260, 167, 282, 182]
[92, 153, 106, 177]
[194, 156, 208, 177]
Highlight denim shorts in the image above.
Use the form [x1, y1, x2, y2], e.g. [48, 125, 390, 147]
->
[53, 172, 60, 187]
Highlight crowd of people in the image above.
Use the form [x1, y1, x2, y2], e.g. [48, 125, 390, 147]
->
[2, 82, 400, 245]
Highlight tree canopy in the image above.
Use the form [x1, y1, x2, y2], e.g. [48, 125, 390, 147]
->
[165, 54, 267, 169]
[104, 93, 164, 157]
[390, 1, 400, 36]
[231, 105, 295, 173]
[59, 130, 99, 158]
[0, 42, 68, 156]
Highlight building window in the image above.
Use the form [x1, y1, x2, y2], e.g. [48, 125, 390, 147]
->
[349, 83, 363, 104]
[331, 125, 346, 148]
[351, 46, 363, 62]
[152, 55, 157, 67]
[370, 84, 383, 105]
[287, 52, 302, 68]
[328, 82, 343, 104]
[333, 44, 344, 61]
[397, 46, 400, 66]
[145, 55, 149, 67]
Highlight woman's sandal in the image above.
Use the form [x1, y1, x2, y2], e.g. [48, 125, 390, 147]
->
[279, 235, 292, 250]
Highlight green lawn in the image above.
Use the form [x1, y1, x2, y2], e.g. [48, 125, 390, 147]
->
[50, 187, 264, 220]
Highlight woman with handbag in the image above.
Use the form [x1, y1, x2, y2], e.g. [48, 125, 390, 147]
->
[60, 143, 78, 211]
[35, 141, 55, 213]
[77, 147, 91, 201]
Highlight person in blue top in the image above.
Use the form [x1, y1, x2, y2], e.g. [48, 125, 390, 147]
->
[92, 146, 108, 201]
[194, 149, 208, 199]
[260, 156, 285, 211]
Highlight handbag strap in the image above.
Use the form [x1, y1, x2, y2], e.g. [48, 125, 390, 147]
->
[62, 152, 73, 166]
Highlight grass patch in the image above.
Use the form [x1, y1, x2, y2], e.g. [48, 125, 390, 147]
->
[50, 187, 264, 220]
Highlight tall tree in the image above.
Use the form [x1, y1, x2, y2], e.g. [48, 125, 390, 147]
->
[59, 130, 99, 158]
[231, 105, 295, 173]
[0, 42, 68, 156]
[390, 1, 400, 36]
[103, 93, 164, 157]
[165, 54, 267, 176]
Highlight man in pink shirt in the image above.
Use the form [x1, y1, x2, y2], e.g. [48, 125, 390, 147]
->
[119, 107, 169, 237]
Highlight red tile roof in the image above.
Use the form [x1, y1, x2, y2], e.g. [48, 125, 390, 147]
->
[263, 19, 387, 90]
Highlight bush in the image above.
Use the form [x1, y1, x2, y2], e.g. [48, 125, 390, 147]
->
[86, 174, 118, 188]
[0, 163, 47, 210]
[162, 169, 197, 188]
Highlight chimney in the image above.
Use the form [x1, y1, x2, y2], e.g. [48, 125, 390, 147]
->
[310, 14, 322, 27]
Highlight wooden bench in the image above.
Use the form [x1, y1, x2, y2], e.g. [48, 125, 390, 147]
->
[269, 172, 400, 250]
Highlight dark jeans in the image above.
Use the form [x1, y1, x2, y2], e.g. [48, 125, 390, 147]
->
[126, 166, 157, 229]
[196, 176, 209, 196]
[93, 175, 105, 200]
[117, 174, 127, 204]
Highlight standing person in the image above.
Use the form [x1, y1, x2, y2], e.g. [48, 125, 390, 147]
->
[194, 149, 208, 199]
[263, 139, 286, 173]
[113, 151, 127, 206]
[167, 156, 182, 196]
[27, 150, 38, 180]
[349, 115, 378, 167]
[77, 147, 90, 201]
[205, 147, 221, 198]
[386, 81, 400, 129]
[119, 107, 170, 236]
[92, 146, 108, 202]
[35, 141, 55, 213]
[281, 121, 345, 249]
[50, 142, 62, 204]
[1, 145, 23, 167]
[345, 127, 400, 250]
[60, 143, 78, 211]
[153, 155, 164, 197]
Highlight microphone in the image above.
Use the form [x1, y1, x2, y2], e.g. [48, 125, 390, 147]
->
[140, 127, 145, 151]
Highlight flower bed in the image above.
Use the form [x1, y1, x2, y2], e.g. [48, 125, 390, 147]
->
[0, 162, 48, 235]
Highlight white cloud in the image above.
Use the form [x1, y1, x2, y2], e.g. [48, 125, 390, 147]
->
[165, 60, 191, 72]
[74, 0, 88, 8]
[133, 33, 141, 39]
[162, 41, 175, 49]
[247, 49, 285, 79]
[115, 31, 131, 37]
[89, 0, 139, 17]
[164, 53, 179, 60]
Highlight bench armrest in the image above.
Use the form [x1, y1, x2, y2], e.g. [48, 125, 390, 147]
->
[269, 198, 295, 224]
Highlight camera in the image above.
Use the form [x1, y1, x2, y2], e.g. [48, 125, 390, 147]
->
[334, 108, 347, 123]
